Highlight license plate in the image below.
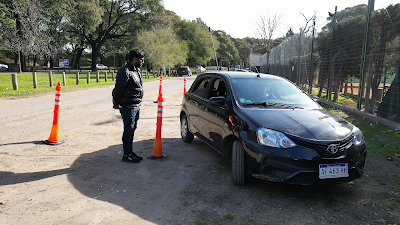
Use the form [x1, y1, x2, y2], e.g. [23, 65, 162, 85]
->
[319, 163, 349, 179]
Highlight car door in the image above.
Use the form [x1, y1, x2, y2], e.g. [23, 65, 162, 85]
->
[198, 76, 230, 152]
[184, 75, 212, 137]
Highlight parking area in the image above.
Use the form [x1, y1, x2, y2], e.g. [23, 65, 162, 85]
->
[0, 76, 399, 224]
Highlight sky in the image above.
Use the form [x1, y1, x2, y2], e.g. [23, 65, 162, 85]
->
[162, 0, 397, 39]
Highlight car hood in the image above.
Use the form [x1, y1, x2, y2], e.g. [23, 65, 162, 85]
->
[242, 108, 353, 140]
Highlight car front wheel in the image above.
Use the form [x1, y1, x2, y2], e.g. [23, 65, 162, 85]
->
[232, 140, 246, 185]
[181, 115, 194, 143]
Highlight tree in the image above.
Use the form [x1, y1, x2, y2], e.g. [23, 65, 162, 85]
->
[147, 8, 181, 28]
[316, 5, 368, 100]
[64, 0, 162, 71]
[174, 18, 214, 66]
[369, 3, 400, 114]
[233, 39, 251, 68]
[213, 30, 240, 68]
[0, 0, 55, 72]
[253, 12, 282, 73]
[136, 26, 187, 71]
[242, 37, 267, 54]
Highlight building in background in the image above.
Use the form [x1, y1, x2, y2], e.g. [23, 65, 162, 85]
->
[250, 53, 261, 72]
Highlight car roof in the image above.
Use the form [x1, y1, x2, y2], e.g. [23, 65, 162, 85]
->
[198, 71, 283, 80]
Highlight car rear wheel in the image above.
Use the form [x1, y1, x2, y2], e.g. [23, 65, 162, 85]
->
[232, 140, 246, 185]
[181, 115, 194, 143]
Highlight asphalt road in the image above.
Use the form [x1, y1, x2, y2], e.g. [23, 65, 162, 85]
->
[0, 75, 195, 156]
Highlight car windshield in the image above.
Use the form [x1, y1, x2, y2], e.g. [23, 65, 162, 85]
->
[231, 77, 319, 109]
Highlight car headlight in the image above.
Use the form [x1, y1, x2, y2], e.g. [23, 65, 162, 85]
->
[257, 128, 296, 148]
[352, 126, 365, 145]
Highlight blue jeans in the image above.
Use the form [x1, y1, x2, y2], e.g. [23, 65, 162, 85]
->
[119, 107, 140, 156]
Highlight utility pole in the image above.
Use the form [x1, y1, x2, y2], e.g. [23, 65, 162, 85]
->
[209, 27, 218, 69]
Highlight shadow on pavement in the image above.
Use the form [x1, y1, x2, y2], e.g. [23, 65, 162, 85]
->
[66, 137, 213, 224]
[0, 136, 363, 224]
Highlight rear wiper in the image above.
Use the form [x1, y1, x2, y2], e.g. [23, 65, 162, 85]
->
[243, 102, 303, 109]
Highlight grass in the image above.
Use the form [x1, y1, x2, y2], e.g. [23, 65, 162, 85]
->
[350, 119, 400, 161]
[306, 85, 356, 104]
[323, 105, 348, 116]
[377, 179, 386, 185]
[387, 202, 397, 209]
[323, 105, 400, 166]
[224, 213, 234, 219]
[0, 71, 169, 98]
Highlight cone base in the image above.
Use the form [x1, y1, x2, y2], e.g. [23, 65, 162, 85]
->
[43, 140, 65, 145]
[147, 154, 167, 159]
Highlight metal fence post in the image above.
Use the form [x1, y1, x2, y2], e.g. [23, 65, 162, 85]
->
[96, 71, 99, 83]
[87, 72, 90, 84]
[297, 32, 302, 85]
[327, 6, 337, 101]
[357, 0, 375, 110]
[308, 19, 316, 94]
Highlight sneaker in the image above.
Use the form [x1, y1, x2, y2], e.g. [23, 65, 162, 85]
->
[122, 155, 141, 163]
[129, 153, 143, 160]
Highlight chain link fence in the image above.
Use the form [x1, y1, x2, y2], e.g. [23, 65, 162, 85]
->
[265, 1, 400, 124]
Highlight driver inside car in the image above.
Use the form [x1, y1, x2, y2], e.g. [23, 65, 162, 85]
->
[252, 83, 287, 103]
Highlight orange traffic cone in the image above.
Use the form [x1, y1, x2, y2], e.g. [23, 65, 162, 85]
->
[182, 77, 187, 105]
[154, 75, 163, 103]
[183, 77, 186, 94]
[44, 81, 64, 145]
[148, 92, 167, 159]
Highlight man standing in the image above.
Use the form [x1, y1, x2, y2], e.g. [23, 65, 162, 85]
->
[112, 49, 145, 163]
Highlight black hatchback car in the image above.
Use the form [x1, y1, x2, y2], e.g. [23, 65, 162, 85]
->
[177, 66, 192, 76]
[180, 72, 367, 185]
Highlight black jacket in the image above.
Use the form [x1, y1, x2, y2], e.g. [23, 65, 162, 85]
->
[112, 62, 143, 108]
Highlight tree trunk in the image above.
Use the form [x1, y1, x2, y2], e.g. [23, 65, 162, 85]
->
[117, 54, 122, 68]
[91, 44, 99, 71]
[19, 51, 27, 72]
[73, 48, 84, 68]
[50, 56, 54, 68]
[266, 51, 270, 74]
[33, 55, 37, 67]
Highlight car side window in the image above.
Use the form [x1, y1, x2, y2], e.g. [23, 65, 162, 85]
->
[208, 78, 227, 99]
[192, 77, 211, 98]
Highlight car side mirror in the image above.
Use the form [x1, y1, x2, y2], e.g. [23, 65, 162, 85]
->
[209, 96, 225, 105]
